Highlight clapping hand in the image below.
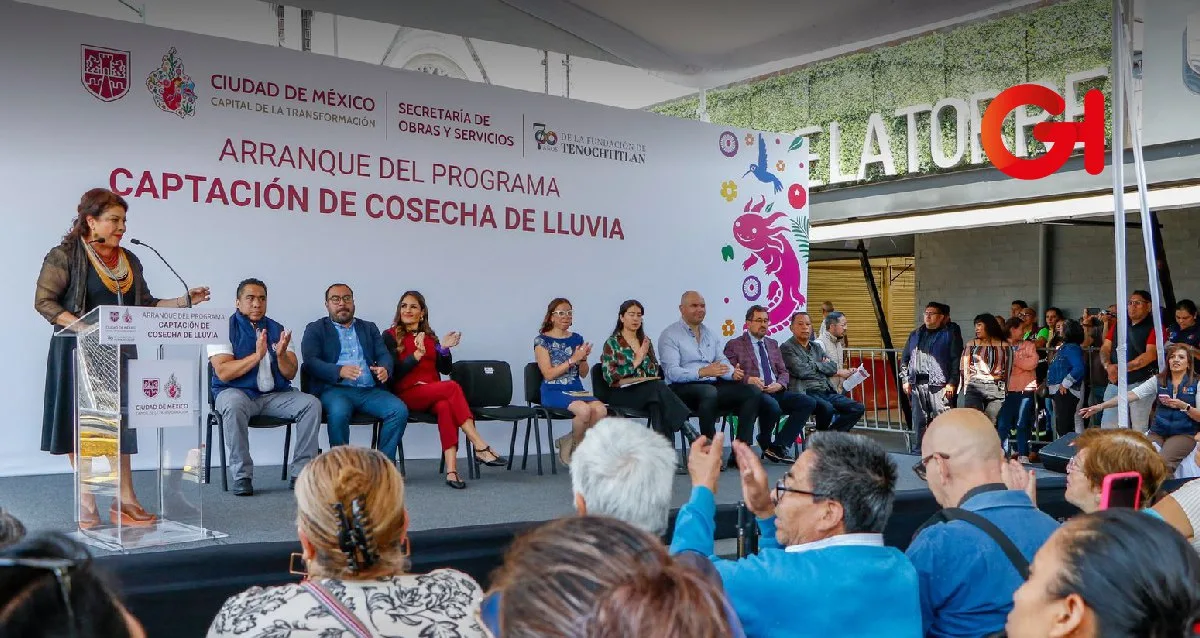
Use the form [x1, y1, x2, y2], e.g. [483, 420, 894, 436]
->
[443, 331, 462, 349]
[254, 329, 268, 360]
[732, 441, 775, 518]
[732, 364, 745, 381]
[413, 332, 427, 360]
[635, 338, 651, 361]
[687, 433, 725, 494]
[273, 329, 291, 357]
[1001, 458, 1037, 506]
[572, 342, 593, 363]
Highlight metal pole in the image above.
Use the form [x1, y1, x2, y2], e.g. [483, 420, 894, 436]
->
[301, 9, 312, 52]
[563, 54, 571, 98]
[1111, 0, 1130, 428]
[463, 37, 492, 84]
[858, 241, 911, 431]
[1117, 1, 1167, 371]
[1037, 225, 1051, 318]
[333, 15, 339, 57]
[543, 51, 549, 94]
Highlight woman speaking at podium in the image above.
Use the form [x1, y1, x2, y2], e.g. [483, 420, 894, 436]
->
[33, 188, 210, 529]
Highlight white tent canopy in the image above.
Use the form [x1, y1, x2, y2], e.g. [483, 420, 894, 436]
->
[277, 0, 1043, 87]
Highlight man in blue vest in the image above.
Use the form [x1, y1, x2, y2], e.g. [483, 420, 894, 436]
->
[301, 283, 408, 464]
[208, 278, 321, 496]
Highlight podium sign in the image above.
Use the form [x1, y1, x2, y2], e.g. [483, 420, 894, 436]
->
[129, 359, 197, 429]
[60, 306, 228, 552]
[99, 306, 228, 346]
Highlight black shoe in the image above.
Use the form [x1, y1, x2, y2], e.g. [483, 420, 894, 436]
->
[675, 462, 688, 475]
[474, 446, 508, 467]
[289, 477, 297, 490]
[723, 453, 738, 471]
[445, 471, 467, 490]
[680, 423, 700, 444]
[763, 445, 795, 464]
[233, 478, 254, 496]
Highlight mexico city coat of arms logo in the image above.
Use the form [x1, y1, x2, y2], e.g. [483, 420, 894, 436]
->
[143, 378, 159, 398]
[146, 47, 197, 118]
[81, 45, 130, 102]
[166, 373, 182, 399]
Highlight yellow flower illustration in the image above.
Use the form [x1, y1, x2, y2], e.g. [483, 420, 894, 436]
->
[744, 133, 755, 146]
[722, 320, 736, 336]
[775, 160, 786, 172]
[720, 180, 738, 202]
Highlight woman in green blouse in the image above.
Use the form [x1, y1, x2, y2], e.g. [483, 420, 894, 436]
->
[600, 300, 695, 442]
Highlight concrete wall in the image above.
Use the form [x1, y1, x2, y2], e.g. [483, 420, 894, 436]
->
[912, 207, 1200, 331]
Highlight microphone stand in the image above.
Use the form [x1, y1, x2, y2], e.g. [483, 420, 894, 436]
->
[130, 238, 191, 308]
[87, 238, 124, 306]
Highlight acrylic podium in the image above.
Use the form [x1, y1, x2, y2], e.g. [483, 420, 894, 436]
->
[59, 305, 228, 551]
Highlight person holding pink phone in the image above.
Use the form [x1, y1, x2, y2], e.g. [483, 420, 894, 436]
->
[1079, 343, 1200, 473]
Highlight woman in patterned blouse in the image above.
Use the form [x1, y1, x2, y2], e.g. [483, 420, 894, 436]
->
[601, 300, 695, 444]
[207, 446, 486, 638]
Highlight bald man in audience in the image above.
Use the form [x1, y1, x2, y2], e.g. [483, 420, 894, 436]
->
[906, 409, 1059, 638]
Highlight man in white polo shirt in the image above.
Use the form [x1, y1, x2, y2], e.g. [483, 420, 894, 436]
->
[208, 278, 321, 496]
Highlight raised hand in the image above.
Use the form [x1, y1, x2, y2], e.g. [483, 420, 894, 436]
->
[687, 433, 725, 494]
[413, 332, 427, 360]
[254, 329, 268, 360]
[274, 329, 291, 357]
[636, 338, 651, 358]
[732, 441, 774, 518]
[443, 331, 462, 349]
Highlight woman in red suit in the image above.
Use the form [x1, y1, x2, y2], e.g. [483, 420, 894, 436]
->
[383, 291, 506, 489]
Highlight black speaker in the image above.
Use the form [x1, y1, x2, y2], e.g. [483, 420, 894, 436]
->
[1038, 432, 1079, 474]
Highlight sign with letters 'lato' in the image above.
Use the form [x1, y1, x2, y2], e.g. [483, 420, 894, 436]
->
[128, 358, 197, 429]
[98, 306, 228, 346]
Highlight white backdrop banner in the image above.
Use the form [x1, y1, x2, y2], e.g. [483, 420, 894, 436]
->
[1142, 0, 1200, 146]
[127, 359, 197, 430]
[0, 0, 809, 475]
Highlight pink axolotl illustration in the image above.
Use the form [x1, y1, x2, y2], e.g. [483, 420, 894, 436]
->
[733, 196, 806, 335]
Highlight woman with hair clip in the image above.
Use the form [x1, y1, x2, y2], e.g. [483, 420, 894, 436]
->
[961, 313, 1011, 424]
[1005, 428, 1168, 516]
[1080, 343, 1200, 473]
[208, 446, 487, 637]
[600, 300, 695, 444]
[382, 291, 506, 490]
[1046, 319, 1087, 438]
[0, 532, 147, 638]
[535, 297, 607, 466]
[34, 188, 210, 530]
[480, 516, 743, 637]
[1002, 508, 1200, 638]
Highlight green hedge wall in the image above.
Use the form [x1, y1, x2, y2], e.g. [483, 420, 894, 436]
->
[651, 0, 1111, 188]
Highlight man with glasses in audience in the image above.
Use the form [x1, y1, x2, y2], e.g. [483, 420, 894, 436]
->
[669, 430, 921, 637]
[1099, 290, 1161, 429]
[900, 302, 964, 454]
[907, 408, 1058, 638]
[301, 284, 409, 463]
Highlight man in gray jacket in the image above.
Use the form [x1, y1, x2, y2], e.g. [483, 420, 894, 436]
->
[780, 312, 865, 432]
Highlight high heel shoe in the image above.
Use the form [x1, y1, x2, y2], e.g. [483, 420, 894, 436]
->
[474, 446, 507, 467]
[444, 471, 466, 490]
[78, 498, 101, 530]
[110, 502, 157, 527]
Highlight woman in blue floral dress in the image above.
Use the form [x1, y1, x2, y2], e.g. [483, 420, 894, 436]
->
[534, 297, 608, 465]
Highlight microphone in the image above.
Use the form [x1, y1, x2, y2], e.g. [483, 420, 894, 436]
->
[130, 238, 192, 308]
[87, 238, 124, 306]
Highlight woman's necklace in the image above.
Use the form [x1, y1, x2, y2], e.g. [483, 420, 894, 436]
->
[83, 239, 133, 295]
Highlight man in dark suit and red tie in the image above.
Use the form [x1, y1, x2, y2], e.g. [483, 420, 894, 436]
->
[724, 305, 817, 464]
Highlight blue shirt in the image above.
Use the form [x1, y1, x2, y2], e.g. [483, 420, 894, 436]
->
[670, 486, 922, 638]
[906, 487, 1060, 638]
[659, 320, 735, 383]
[334, 322, 374, 388]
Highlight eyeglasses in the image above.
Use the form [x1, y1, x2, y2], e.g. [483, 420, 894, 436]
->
[773, 479, 826, 502]
[748, 318, 769, 324]
[327, 295, 354, 304]
[1066, 455, 1079, 474]
[923, 311, 942, 317]
[913, 452, 949, 481]
[552, 310, 573, 317]
[0, 557, 79, 638]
